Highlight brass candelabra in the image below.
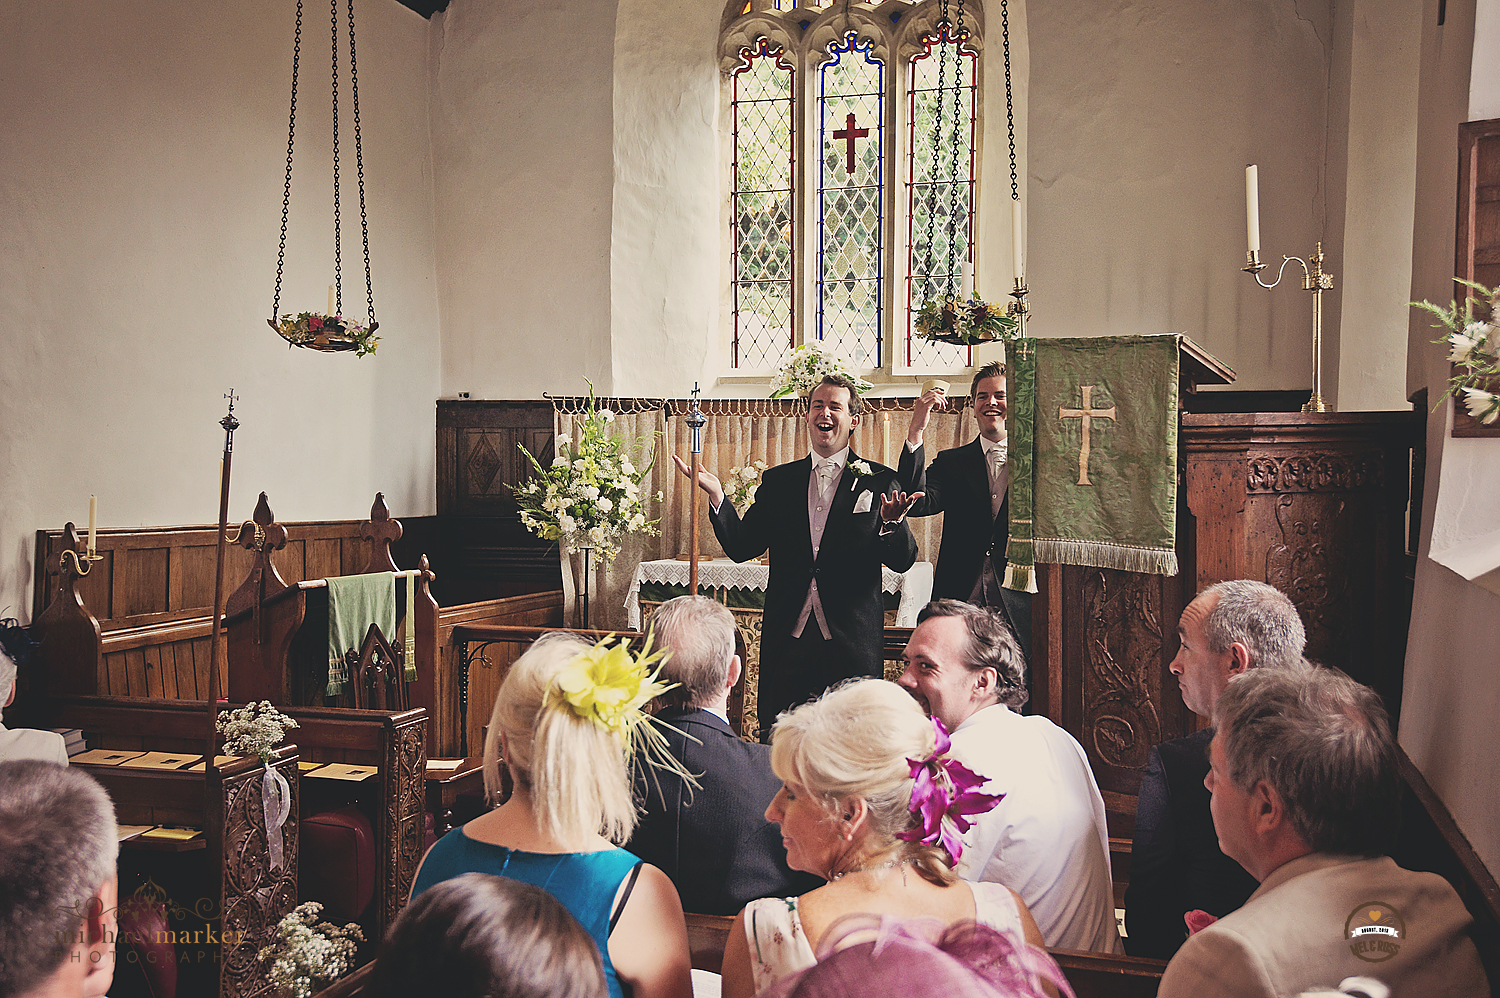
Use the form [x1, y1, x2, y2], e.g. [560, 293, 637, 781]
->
[1244, 242, 1335, 413]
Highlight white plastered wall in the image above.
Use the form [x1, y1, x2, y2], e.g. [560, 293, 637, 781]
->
[0, 0, 442, 618]
[1402, 0, 1500, 876]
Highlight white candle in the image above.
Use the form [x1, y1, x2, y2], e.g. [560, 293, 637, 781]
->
[327, 285, 336, 316]
[1011, 199, 1025, 283]
[1245, 164, 1261, 254]
[960, 261, 974, 299]
[882, 413, 892, 467]
[88, 495, 97, 556]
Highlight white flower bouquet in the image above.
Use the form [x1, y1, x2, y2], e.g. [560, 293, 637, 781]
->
[1412, 280, 1500, 425]
[259, 902, 364, 998]
[514, 381, 662, 564]
[216, 701, 299, 764]
[723, 460, 768, 511]
[769, 343, 874, 399]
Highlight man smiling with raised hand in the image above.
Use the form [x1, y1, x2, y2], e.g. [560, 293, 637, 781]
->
[675, 374, 919, 740]
[897, 361, 1033, 669]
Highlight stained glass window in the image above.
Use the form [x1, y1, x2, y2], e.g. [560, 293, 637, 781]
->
[817, 33, 885, 369]
[721, 0, 998, 379]
[731, 40, 795, 371]
[905, 26, 977, 369]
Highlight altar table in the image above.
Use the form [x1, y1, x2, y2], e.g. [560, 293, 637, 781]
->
[624, 558, 933, 630]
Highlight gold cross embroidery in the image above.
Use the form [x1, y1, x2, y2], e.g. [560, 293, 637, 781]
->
[1058, 385, 1116, 486]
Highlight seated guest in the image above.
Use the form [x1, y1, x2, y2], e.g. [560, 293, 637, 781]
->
[1157, 668, 1489, 997]
[412, 633, 693, 998]
[0, 761, 118, 998]
[628, 596, 822, 914]
[720, 679, 1048, 998]
[0, 619, 67, 764]
[369, 872, 607, 998]
[1126, 580, 1307, 958]
[758, 914, 1073, 998]
[898, 601, 1119, 953]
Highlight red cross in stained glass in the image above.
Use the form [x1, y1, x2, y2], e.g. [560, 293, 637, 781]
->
[831, 112, 869, 175]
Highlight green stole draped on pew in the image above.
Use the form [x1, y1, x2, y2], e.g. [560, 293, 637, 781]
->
[1005, 334, 1180, 587]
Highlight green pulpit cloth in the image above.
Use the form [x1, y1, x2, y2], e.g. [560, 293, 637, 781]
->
[1005, 334, 1180, 584]
[326, 573, 397, 696]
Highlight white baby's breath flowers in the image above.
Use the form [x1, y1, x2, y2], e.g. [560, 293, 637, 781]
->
[259, 902, 364, 998]
[216, 702, 299, 763]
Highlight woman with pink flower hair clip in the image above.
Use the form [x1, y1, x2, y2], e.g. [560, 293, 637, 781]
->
[411, 631, 695, 998]
[720, 679, 1057, 998]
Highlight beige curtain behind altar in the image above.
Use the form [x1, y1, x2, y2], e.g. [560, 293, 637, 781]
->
[555, 397, 979, 630]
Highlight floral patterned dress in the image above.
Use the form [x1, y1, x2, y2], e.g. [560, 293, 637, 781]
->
[743, 884, 1024, 992]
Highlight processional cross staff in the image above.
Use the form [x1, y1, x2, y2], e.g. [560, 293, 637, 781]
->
[1058, 385, 1115, 486]
[205, 390, 239, 775]
[686, 384, 707, 595]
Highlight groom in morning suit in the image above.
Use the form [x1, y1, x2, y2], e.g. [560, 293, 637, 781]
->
[675, 374, 920, 740]
[897, 361, 1033, 666]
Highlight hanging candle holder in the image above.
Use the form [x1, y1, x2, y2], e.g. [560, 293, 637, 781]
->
[266, 0, 381, 358]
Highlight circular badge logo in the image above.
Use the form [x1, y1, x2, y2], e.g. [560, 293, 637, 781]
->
[1345, 901, 1404, 962]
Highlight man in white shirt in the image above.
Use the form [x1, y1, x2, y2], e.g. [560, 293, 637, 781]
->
[899, 599, 1121, 952]
[0, 620, 67, 765]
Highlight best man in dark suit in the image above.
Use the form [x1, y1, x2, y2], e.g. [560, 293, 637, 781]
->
[627, 596, 822, 914]
[675, 374, 920, 739]
[896, 361, 1032, 666]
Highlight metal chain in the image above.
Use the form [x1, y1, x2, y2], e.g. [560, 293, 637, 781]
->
[948, 0, 966, 293]
[271, 0, 304, 321]
[922, 0, 951, 288]
[329, 0, 342, 315]
[1002, 0, 1018, 203]
[347, 0, 374, 323]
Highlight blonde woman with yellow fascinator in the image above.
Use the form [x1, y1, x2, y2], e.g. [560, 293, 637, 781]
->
[412, 632, 693, 998]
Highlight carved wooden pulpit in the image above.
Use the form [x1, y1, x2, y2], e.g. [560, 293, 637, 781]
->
[1028, 339, 1421, 836]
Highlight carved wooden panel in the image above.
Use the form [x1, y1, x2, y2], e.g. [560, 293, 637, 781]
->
[217, 753, 300, 998]
[381, 716, 428, 935]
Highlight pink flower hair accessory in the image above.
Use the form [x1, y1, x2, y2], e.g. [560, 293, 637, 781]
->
[896, 716, 1004, 864]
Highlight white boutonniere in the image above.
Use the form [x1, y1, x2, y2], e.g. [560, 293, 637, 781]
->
[847, 459, 873, 490]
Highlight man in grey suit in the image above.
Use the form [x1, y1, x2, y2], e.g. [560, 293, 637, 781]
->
[675, 374, 920, 739]
[627, 596, 821, 914]
[1157, 667, 1488, 997]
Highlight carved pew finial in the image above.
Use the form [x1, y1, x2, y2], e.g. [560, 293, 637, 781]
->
[359, 493, 403, 574]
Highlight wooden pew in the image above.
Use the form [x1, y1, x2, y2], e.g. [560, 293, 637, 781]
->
[30, 495, 566, 756]
[26, 695, 426, 943]
[31, 693, 302, 998]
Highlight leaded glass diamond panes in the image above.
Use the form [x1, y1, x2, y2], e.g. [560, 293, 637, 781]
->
[817, 32, 883, 369]
[905, 27, 977, 369]
[731, 40, 794, 370]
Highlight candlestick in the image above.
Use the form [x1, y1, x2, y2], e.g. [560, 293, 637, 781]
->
[1242, 240, 1334, 413]
[1245, 165, 1261, 256]
[88, 496, 97, 556]
[1011, 199, 1025, 283]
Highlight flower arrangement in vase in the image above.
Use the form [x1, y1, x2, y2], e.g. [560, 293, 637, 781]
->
[513, 381, 662, 564]
[1412, 280, 1499, 427]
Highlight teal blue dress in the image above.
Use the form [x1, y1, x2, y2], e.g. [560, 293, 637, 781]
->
[412, 828, 643, 998]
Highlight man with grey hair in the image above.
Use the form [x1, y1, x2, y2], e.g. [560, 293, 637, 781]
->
[1125, 580, 1308, 958]
[626, 596, 819, 914]
[0, 761, 119, 998]
[0, 619, 68, 764]
[1158, 668, 1487, 997]
[898, 599, 1119, 952]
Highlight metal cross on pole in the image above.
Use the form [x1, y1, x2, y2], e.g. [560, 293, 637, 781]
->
[686, 384, 707, 595]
